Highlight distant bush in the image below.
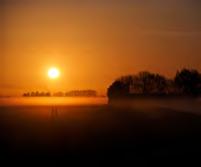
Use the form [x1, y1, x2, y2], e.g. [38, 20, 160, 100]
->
[23, 92, 51, 97]
[23, 90, 97, 97]
[65, 90, 97, 97]
[53, 92, 65, 97]
[108, 69, 201, 99]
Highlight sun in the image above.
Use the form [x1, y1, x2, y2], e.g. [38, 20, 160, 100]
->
[48, 67, 60, 79]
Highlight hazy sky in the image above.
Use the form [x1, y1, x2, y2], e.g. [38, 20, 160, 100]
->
[1, 0, 201, 95]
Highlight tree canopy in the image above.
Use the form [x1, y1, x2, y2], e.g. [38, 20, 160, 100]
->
[108, 69, 201, 99]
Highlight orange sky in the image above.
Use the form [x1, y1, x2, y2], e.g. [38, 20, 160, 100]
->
[1, 0, 201, 96]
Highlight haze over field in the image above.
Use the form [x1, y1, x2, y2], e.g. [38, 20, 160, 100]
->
[0, 97, 108, 106]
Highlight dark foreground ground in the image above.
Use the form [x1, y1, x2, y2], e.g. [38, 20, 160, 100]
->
[0, 105, 201, 166]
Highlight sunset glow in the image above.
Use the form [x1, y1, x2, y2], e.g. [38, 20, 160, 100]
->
[48, 67, 60, 80]
[0, 0, 201, 96]
[0, 1, 201, 163]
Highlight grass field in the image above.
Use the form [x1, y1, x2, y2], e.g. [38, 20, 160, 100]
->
[0, 99, 201, 165]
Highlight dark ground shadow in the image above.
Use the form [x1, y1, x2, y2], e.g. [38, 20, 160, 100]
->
[0, 105, 201, 166]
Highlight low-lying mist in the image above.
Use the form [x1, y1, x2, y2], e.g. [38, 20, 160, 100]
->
[109, 98, 201, 115]
[0, 97, 108, 106]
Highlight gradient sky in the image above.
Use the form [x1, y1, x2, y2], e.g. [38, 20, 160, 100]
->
[1, 0, 201, 95]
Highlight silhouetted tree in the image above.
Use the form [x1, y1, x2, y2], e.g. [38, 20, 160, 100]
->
[175, 69, 201, 96]
[23, 92, 30, 97]
[53, 92, 65, 97]
[23, 91, 51, 97]
[107, 69, 201, 99]
[118, 75, 134, 86]
[132, 72, 168, 95]
[31, 92, 35, 96]
[107, 80, 129, 98]
[153, 74, 168, 95]
[65, 90, 97, 97]
[45, 92, 51, 96]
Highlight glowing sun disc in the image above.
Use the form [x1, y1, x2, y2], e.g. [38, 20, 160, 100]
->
[48, 67, 60, 79]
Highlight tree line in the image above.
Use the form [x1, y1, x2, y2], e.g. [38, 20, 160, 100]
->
[23, 92, 51, 97]
[23, 90, 97, 97]
[107, 69, 201, 98]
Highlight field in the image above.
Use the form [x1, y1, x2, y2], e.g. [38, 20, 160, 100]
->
[0, 98, 201, 165]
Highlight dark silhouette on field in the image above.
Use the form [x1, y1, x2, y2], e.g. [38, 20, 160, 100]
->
[23, 90, 97, 97]
[65, 90, 97, 97]
[23, 91, 51, 97]
[108, 69, 201, 100]
[175, 69, 201, 96]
